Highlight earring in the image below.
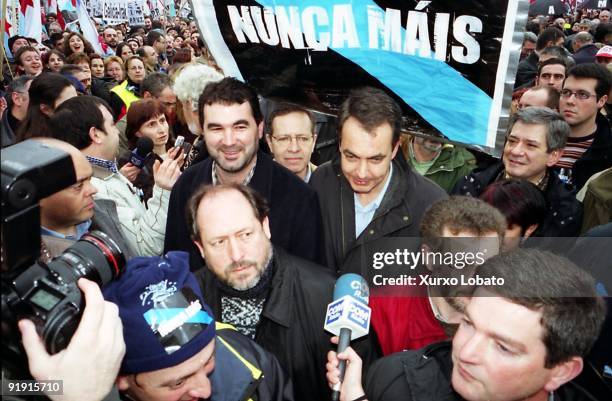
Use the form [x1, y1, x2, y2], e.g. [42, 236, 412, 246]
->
[548, 390, 555, 401]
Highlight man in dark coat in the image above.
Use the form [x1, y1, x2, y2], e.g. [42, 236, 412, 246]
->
[310, 87, 446, 276]
[327, 249, 606, 401]
[453, 107, 583, 237]
[514, 27, 566, 88]
[164, 78, 323, 269]
[187, 184, 380, 401]
[557, 63, 612, 191]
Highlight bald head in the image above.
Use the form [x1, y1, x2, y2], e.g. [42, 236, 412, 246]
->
[518, 87, 560, 111]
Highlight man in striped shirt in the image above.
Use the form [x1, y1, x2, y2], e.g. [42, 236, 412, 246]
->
[557, 63, 612, 190]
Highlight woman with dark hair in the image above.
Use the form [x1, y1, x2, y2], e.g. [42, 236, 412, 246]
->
[115, 42, 133, 63]
[16, 73, 78, 142]
[109, 56, 145, 121]
[63, 32, 96, 57]
[42, 49, 66, 73]
[121, 99, 182, 201]
[480, 179, 546, 250]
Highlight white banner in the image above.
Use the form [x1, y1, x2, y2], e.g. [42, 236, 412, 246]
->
[103, 0, 129, 24]
[127, 0, 145, 26]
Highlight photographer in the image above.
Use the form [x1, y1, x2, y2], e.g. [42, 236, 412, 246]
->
[35, 138, 135, 262]
[17, 278, 125, 401]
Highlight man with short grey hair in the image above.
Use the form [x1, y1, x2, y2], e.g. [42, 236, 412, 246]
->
[572, 32, 598, 64]
[1, 75, 32, 147]
[453, 107, 583, 236]
[520, 31, 537, 61]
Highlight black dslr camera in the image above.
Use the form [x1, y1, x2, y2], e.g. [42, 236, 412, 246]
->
[1, 140, 125, 368]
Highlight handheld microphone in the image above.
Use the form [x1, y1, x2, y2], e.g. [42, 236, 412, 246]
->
[129, 137, 154, 168]
[324, 274, 371, 401]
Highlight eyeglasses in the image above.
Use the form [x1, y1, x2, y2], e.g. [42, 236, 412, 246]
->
[271, 135, 313, 146]
[560, 89, 597, 100]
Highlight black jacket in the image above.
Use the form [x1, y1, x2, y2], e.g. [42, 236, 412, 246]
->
[567, 113, 612, 192]
[573, 43, 599, 65]
[452, 162, 583, 237]
[0, 109, 16, 148]
[164, 151, 324, 270]
[211, 324, 295, 401]
[365, 341, 600, 401]
[196, 247, 380, 401]
[310, 155, 447, 275]
[514, 51, 539, 89]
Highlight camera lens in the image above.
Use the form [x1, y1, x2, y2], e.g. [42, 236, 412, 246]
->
[41, 230, 126, 353]
[48, 230, 125, 286]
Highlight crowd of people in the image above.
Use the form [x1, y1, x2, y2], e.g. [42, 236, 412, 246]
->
[1, 5, 611, 401]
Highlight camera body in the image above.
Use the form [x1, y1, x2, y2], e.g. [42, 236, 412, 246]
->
[2, 140, 124, 364]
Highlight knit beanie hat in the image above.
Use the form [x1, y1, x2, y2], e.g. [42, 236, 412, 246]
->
[103, 251, 216, 374]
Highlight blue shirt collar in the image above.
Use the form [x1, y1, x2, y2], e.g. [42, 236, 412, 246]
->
[41, 220, 92, 241]
[354, 163, 394, 212]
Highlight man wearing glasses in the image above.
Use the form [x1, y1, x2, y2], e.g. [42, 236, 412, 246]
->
[557, 63, 612, 190]
[265, 103, 318, 182]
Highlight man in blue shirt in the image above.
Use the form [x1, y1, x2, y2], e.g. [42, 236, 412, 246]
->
[310, 87, 446, 275]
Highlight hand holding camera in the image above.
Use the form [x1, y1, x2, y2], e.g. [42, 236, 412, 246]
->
[19, 278, 125, 401]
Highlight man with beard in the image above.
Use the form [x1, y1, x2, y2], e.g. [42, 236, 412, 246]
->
[102, 27, 119, 57]
[187, 184, 379, 401]
[164, 77, 323, 269]
[405, 133, 476, 193]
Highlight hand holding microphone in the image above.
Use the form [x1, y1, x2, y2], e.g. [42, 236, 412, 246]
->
[129, 136, 154, 168]
[120, 137, 154, 182]
[324, 274, 371, 401]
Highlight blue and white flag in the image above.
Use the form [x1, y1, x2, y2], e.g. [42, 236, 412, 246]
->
[190, 0, 529, 155]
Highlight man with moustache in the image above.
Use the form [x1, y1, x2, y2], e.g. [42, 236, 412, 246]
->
[453, 107, 582, 237]
[187, 184, 379, 401]
[164, 77, 323, 269]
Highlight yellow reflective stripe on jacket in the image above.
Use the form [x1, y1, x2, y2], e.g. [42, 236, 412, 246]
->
[214, 321, 262, 401]
[216, 335, 263, 381]
[215, 321, 237, 332]
[110, 80, 139, 110]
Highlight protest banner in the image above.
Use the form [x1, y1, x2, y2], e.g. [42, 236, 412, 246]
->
[577, 0, 611, 9]
[190, 0, 530, 156]
[103, 0, 129, 24]
[128, 0, 145, 25]
[91, 0, 104, 17]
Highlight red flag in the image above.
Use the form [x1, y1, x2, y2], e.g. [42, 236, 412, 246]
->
[56, 5, 66, 29]
[20, 0, 34, 15]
